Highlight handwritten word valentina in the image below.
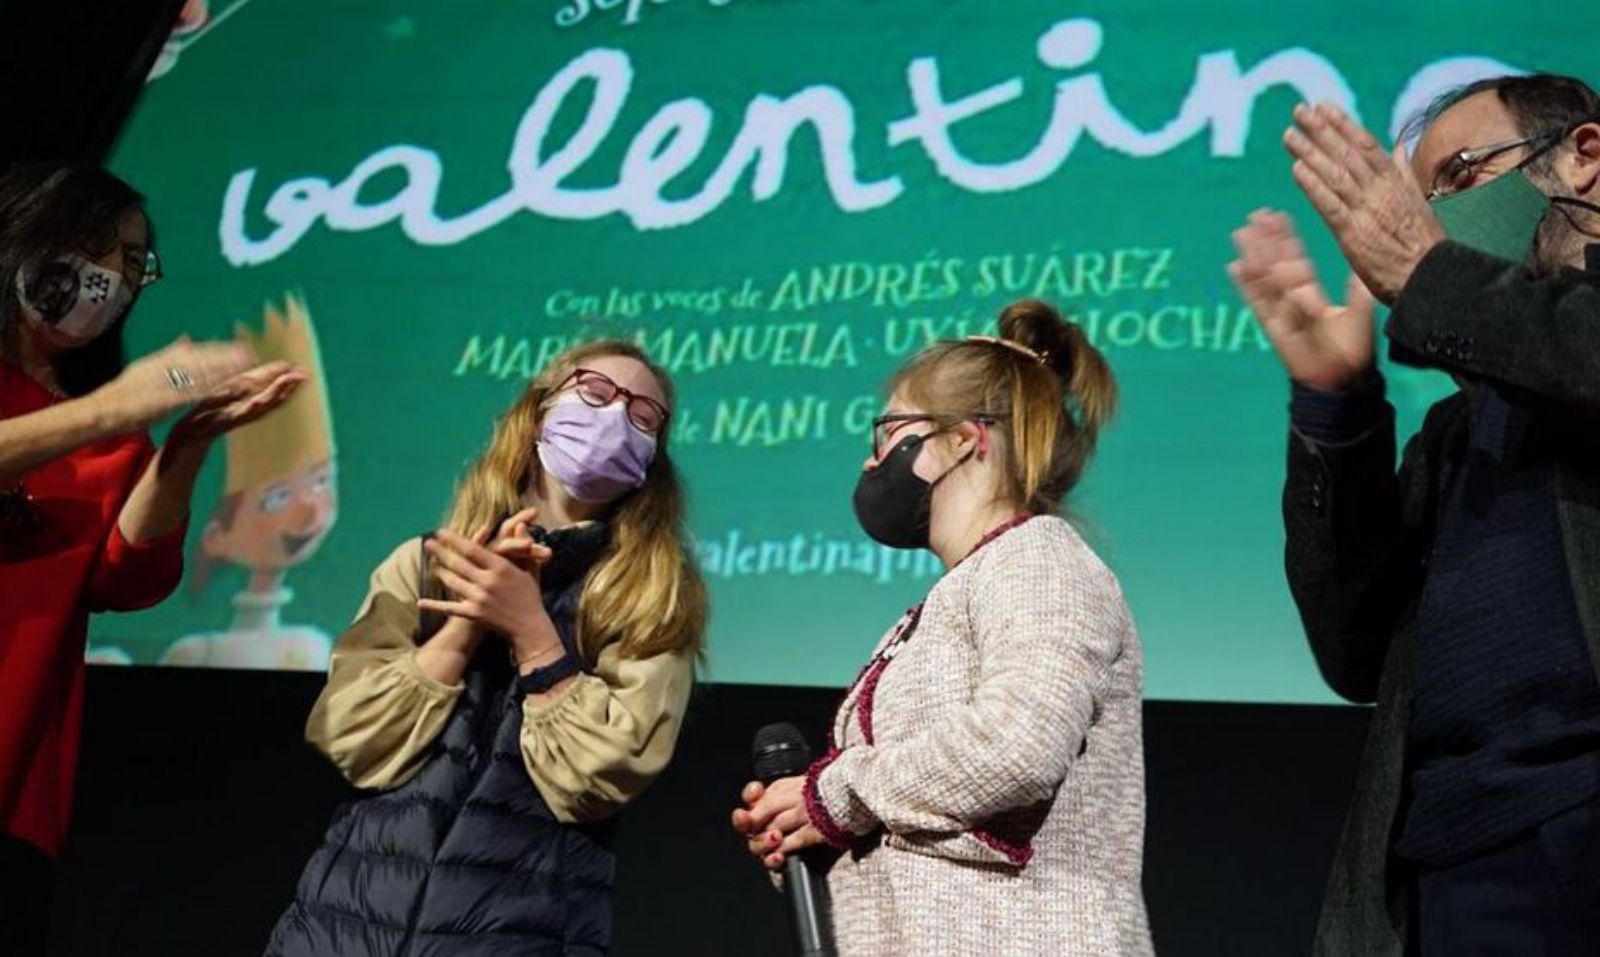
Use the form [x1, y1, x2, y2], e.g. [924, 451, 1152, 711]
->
[219, 17, 1517, 267]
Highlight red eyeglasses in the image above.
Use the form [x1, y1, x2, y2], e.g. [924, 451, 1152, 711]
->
[557, 368, 671, 434]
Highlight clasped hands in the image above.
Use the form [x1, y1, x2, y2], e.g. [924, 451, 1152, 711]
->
[418, 506, 565, 669]
[730, 776, 828, 872]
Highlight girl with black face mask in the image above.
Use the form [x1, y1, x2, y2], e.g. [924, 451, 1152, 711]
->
[732, 298, 1152, 956]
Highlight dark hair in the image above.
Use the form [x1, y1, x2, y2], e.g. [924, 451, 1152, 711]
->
[1401, 73, 1600, 175]
[0, 161, 146, 396]
[892, 299, 1117, 514]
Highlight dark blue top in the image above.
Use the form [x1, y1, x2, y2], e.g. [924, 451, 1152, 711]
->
[266, 522, 619, 957]
[1293, 379, 1600, 866]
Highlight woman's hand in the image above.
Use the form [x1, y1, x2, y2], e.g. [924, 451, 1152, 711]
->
[167, 360, 306, 448]
[104, 361, 303, 546]
[418, 527, 556, 653]
[731, 777, 826, 870]
[486, 506, 552, 573]
[480, 508, 564, 674]
[413, 524, 497, 687]
[0, 339, 271, 486]
[93, 337, 258, 434]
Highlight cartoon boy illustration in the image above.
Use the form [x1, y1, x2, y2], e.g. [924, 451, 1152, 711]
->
[161, 293, 336, 671]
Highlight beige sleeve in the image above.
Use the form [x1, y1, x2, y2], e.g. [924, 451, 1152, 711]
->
[520, 641, 694, 824]
[304, 538, 464, 790]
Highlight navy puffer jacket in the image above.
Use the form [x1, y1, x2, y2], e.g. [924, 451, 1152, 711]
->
[266, 524, 642, 956]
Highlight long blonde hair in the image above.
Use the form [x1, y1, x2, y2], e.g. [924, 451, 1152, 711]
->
[443, 340, 708, 661]
[892, 298, 1117, 515]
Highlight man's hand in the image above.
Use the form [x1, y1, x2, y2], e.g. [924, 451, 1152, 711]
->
[1284, 102, 1446, 304]
[1229, 209, 1375, 391]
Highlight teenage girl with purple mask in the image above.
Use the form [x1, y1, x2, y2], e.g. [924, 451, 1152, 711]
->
[266, 340, 707, 957]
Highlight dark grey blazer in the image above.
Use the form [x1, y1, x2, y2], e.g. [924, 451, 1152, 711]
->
[1282, 241, 1600, 956]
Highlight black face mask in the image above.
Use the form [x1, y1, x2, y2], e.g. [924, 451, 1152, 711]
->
[852, 430, 972, 549]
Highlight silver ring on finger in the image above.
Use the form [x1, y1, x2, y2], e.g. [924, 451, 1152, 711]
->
[166, 366, 196, 392]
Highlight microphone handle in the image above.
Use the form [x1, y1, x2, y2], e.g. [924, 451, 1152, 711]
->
[783, 852, 832, 956]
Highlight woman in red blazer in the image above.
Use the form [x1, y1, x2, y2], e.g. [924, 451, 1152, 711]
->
[0, 162, 303, 951]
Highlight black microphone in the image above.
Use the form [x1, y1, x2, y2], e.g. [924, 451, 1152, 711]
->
[751, 723, 833, 957]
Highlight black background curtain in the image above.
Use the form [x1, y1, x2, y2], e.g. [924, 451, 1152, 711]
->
[0, 0, 185, 167]
[60, 669, 1367, 956]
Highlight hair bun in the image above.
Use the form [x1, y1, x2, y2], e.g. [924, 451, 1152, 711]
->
[996, 298, 1075, 381]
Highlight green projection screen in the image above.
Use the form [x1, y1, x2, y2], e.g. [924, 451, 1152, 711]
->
[88, 0, 1577, 701]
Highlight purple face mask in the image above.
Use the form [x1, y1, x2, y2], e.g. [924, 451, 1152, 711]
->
[536, 397, 659, 503]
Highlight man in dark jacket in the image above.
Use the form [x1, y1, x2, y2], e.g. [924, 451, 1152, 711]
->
[1229, 74, 1600, 956]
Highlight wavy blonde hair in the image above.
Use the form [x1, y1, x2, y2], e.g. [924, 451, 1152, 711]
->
[443, 340, 707, 661]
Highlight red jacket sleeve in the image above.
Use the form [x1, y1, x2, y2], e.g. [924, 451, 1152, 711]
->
[85, 438, 188, 613]
[86, 518, 187, 613]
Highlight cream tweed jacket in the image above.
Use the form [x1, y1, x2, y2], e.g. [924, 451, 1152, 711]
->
[805, 515, 1153, 956]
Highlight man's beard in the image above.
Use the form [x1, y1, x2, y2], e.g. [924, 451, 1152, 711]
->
[1529, 174, 1592, 276]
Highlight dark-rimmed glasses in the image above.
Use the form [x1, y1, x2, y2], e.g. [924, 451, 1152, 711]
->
[81, 220, 162, 290]
[79, 245, 162, 291]
[870, 412, 1000, 460]
[558, 368, 670, 434]
[1427, 131, 1563, 199]
[132, 248, 163, 289]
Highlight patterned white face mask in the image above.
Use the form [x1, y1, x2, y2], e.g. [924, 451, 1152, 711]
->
[15, 254, 134, 347]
